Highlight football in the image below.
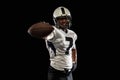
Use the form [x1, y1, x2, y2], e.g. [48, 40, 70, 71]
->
[28, 22, 54, 38]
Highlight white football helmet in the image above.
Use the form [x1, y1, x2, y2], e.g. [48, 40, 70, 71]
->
[53, 6, 72, 28]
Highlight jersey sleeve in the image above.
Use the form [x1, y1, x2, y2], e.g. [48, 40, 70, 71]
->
[45, 26, 65, 42]
[45, 26, 67, 52]
[72, 32, 78, 49]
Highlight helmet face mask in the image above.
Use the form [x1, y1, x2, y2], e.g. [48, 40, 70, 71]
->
[53, 6, 72, 29]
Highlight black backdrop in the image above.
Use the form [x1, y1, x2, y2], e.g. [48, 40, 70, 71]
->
[1, 0, 114, 80]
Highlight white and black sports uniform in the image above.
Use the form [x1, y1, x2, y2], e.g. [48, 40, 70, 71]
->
[27, 5, 77, 80]
[45, 26, 77, 71]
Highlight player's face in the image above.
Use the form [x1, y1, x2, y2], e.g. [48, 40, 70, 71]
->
[57, 17, 69, 29]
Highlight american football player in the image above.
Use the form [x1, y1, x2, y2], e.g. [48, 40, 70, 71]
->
[28, 6, 78, 80]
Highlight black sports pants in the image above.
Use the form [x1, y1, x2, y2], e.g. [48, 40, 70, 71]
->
[48, 66, 73, 80]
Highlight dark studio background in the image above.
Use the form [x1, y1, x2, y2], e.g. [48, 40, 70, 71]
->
[1, 0, 115, 80]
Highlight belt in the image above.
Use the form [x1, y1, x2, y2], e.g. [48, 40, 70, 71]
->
[49, 66, 71, 74]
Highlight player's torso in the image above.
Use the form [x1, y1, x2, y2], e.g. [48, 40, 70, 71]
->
[46, 29, 75, 56]
[45, 28, 76, 70]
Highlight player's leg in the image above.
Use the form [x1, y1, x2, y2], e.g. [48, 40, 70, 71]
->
[48, 72, 67, 80]
[67, 72, 73, 80]
[48, 66, 67, 80]
[48, 66, 57, 80]
[48, 72, 56, 80]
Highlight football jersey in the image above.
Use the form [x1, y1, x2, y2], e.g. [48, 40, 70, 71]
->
[45, 26, 77, 71]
